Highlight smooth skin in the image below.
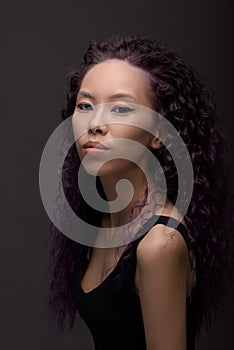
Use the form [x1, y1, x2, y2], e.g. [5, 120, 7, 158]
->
[72, 59, 194, 350]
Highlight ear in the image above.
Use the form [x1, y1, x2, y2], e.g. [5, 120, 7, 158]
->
[150, 132, 163, 150]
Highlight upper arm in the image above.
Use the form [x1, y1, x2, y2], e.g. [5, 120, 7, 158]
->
[136, 226, 189, 350]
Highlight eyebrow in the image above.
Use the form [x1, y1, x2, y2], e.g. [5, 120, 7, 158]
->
[77, 90, 136, 101]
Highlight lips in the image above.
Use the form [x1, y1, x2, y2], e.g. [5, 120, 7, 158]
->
[83, 141, 109, 150]
[83, 141, 109, 152]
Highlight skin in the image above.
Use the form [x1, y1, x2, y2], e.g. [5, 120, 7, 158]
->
[72, 59, 193, 350]
[72, 59, 162, 226]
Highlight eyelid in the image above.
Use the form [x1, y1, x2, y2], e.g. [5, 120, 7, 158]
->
[76, 102, 94, 111]
[112, 103, 132, 107]
[76, 101, 93, 106]
[111, 104, 135, 112]
[76, 102, 135, 112]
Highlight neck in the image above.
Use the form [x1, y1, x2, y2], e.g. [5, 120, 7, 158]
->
[99, 165, 154, 227]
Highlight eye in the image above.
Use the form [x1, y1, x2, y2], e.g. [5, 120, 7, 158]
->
[76, 102, 93, 112]
[111, 105, 135, 114]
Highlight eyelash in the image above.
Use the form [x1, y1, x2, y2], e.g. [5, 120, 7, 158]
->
[76, 103, 93, 112]
[76, 102, 134, 114]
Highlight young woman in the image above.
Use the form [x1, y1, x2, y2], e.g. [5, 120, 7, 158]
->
[48, 35, 234, 350]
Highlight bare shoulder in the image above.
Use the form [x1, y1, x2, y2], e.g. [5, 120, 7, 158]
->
[136, 199, 190, 268]
[135, 216, 193, 298]
[136, 223, 189, 268]
[135, 222, 190, 349]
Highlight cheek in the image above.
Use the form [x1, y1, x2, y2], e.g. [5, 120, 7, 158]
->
[111, 125, 152, 146]
[73, 135, 85, 162]
[72, 112, 90, 144]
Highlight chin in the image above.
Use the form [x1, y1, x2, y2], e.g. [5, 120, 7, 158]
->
[81, 159, 129, 178]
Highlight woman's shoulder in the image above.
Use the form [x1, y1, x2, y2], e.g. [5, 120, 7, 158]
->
[138, 202, 188, 256]
[136, 219, 189, 267]
[135, 205, 193, 296]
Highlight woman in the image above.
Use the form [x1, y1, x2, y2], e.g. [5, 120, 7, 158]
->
[47, 35, 233, 349]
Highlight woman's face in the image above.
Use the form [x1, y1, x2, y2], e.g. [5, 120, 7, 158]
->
[72, 59, 161, 176]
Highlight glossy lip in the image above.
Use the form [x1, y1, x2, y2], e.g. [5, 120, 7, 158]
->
[82, 140, 110, 154]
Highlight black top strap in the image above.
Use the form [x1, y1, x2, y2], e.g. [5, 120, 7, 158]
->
[136, 214, 192, 250]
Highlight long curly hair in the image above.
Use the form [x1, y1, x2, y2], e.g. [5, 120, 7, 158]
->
[46, 34, 234, 337]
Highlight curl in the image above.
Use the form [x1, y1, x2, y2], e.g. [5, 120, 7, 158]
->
[47, 35, 234, 336]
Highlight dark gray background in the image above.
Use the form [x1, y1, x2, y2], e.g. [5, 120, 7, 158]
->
[1, 0, 234, 349]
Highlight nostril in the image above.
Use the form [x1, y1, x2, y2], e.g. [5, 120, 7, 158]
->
[88, 124, 107, 134]
[88, 127, 103, 134]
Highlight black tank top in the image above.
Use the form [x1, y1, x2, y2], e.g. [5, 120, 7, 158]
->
[71, 215, 198, 350]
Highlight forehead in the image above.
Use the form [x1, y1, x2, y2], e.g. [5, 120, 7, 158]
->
[79, 59, 154, 105]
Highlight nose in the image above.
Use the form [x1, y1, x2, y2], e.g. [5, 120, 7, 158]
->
[88, 124, 108, 135]
[88, 106, 108, 135]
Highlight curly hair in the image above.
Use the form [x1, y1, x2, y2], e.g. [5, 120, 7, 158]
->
[47, 34, 234, 337]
